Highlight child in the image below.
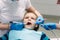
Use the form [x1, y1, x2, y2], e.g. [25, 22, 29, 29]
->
[9, 12, 50, 40]
[0, 11, 44, 40]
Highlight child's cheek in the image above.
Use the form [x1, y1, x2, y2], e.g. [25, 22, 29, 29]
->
[32, 20, 36, 24]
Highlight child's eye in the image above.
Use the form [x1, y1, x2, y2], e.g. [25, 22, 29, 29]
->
[25, 17, 29, 19]
[31, 17, 35, 20]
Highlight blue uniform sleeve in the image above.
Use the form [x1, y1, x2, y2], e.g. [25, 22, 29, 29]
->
[40, 32, 50, 40]
[41, 23, 56, 30]
[10, 22, 24, 30]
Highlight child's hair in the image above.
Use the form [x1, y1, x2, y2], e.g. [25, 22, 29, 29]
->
[23, 11, 39, 31]
[23, 12, 38, 19]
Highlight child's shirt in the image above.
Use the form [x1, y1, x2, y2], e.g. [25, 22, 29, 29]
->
[9, 28, 50, 40]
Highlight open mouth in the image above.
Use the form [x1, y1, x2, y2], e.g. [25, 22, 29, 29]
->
[26, 22, 32, 25]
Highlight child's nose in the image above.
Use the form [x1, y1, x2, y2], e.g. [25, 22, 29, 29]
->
[28, 18, 31, 21]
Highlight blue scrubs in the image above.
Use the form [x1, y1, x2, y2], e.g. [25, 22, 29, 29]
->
[9, 28, 50, 40]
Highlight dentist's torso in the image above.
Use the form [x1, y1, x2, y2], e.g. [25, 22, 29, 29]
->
[0, 0, 27, 37]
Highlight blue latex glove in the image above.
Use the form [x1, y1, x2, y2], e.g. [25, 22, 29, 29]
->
[41, 23, 57, 30]
[10, 22, 24, 30]
[36, 16, 44, 25]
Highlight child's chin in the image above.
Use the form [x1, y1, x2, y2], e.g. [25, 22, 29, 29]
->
[26, 25, 32, 27]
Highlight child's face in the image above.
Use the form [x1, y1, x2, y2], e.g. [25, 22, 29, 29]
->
[23, 12, 37, 29]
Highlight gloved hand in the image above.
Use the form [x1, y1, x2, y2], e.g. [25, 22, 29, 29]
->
[10, 22, 24, 30]
[41, 23, 57, 30]
[36, 16, 44, 25]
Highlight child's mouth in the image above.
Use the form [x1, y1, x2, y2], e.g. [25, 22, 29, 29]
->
[26, 22, 32, 25]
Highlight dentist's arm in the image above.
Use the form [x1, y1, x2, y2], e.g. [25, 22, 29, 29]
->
[0, 22, 24, 30]
[26, 5, 42, 16]
[41, 23, 60, 30]
[0, 23, 9, 30]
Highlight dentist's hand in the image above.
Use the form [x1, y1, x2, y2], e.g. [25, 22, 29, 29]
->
[36, 16, 44, 25]
[41, 23, 57, 30]
[10, 22, 24, 30]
